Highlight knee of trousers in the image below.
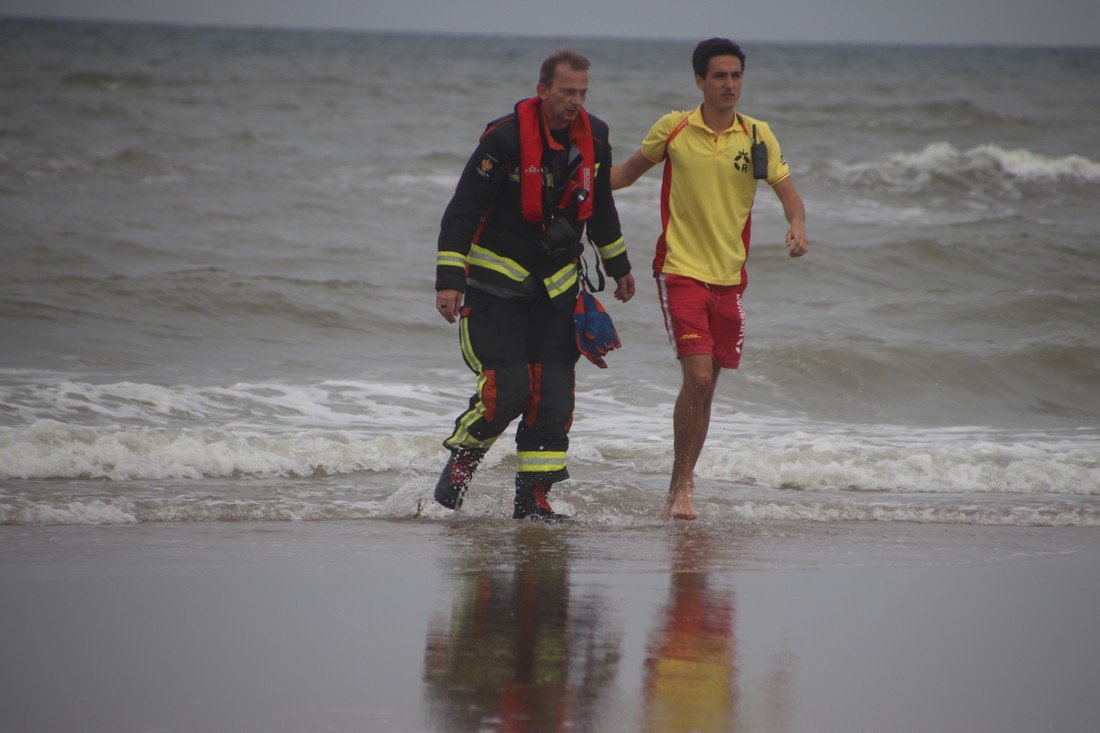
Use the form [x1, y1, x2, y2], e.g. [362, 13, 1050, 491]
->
[524, 362, 576, 433]
[480, 364, 530, 431]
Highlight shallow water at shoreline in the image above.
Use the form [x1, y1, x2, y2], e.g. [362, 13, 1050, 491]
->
[3, 519, 1098, 732]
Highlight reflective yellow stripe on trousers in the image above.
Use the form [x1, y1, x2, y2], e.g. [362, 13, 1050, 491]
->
[446, 317, 495, 450]
[516, 451, 567, 473]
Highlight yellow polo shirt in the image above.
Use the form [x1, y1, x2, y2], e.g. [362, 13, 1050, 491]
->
[641, 106, 790, 285]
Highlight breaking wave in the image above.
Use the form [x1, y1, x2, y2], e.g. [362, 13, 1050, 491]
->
[828, 142, 1100, 194]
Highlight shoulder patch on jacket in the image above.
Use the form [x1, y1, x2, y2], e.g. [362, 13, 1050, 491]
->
[475, 153, 498, 178]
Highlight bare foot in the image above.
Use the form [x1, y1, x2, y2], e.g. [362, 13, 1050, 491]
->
[662, 486, 697, 521]
[670, 501, 697, 521]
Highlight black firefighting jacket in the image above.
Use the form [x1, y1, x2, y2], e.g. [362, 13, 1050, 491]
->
[435, 106, 630, 309]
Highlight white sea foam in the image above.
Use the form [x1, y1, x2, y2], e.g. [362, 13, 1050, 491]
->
[3, 487, 1094, 527]
[0, 493, 389, 525]
[385, 171, 467, 190]
[691, 432, 1100, 496]
[830, 142, 1100, 193]
[0, 379, 463, 430]
[0, 419, 447, 480]
[3, 409, 1097, 502]
[6, 498, 140, 525]
[4, 386, 1096, 527]
[723, 499, 1097, 527]
[969, 144, 1100, 181]
[819, 196, 989, 226]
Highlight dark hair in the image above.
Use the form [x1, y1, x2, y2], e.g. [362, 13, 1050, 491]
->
[539, 48, 591, 86]
[692, 38, 746, 78]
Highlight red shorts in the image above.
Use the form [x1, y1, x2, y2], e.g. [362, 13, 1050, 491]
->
[657, 273, 746, 369]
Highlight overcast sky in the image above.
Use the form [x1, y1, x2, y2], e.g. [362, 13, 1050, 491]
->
[4, 0, 1099, 46]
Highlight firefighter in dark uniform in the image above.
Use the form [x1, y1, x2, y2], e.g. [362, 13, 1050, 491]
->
[434, 48, 635, 520]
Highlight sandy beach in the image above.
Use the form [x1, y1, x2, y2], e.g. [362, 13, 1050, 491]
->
[2, 518, 1097, 733]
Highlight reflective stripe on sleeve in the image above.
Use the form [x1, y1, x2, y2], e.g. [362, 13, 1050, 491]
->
[597, 236, 626, 260]
[437, 251, 468, 269]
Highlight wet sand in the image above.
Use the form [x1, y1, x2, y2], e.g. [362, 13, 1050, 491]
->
[2, 518, 1098, 732]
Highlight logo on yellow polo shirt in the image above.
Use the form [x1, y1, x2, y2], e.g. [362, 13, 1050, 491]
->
[733, 150, 750, 173]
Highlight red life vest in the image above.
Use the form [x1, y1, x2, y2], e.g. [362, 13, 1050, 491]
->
[514, 96, 594, 224]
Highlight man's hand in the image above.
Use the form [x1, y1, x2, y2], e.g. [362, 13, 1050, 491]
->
[772, 177, 808, 258]
[785, 221, 809, 258]
[435, 289, 463, 323]
[613, 273, 636, 302]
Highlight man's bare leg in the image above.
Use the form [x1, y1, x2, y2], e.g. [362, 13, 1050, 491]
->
[664, 354, 721, 520]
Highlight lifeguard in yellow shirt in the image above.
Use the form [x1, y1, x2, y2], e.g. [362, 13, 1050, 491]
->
[612, 37, 809, 520]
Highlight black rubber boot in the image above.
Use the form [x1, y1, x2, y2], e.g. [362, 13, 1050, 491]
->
[513, 484, 570, 521]
[434, 448, 486, 510]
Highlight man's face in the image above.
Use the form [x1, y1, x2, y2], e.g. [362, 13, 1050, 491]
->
[696, 54, 743, 115]
[538, 64, 589, 129]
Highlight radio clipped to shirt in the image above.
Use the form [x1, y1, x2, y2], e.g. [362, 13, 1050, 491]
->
[751, 124, 768, 180]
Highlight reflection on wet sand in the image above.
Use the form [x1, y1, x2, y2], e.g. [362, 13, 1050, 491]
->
[423, 525, 622, 732]
[643, 529, 739, 732]
[642, 528, 795, 732]
[422, 524, 795, 732]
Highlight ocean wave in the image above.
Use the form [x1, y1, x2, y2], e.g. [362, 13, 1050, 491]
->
[719, 499, 1098, 527]
[0, 378, 458, 431]
[0, 270, 390, 336]
[0, 420, 446, 481]
[386, 171, 469, 190]
[690, 432, 1100, 496]
[2, 395, 1097, 527]
[10, 145, 177, 182]
[784, 97, 1002, 129]
[748, 336, 1100, 427]
[61, 70, 156, 90]
[0, 494, 385, 526]
[3, 417, 1096, 498]
[828, 142, 1100, 194]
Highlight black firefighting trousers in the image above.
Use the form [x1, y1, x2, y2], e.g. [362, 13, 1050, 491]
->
[443, 285, 580, 488]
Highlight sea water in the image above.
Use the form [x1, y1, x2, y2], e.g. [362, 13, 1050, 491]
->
[2, 19, 1098, 526]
